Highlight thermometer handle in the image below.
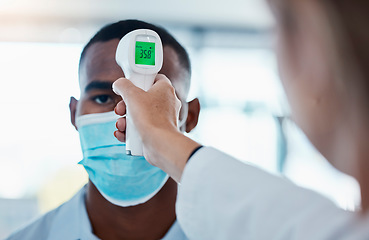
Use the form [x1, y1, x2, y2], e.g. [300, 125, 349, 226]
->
[125, 110, 142, 155]
[125, 72, 156, 156]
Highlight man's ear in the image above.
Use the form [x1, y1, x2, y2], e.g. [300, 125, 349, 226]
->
[69, 97, 78, 131]
[185, 98, 200, 133]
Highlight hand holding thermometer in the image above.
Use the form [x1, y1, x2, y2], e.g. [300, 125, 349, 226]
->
[113, 29, 163, 156]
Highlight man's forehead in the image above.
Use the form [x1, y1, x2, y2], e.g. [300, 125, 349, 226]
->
[160, 46, 189, 99]
[79, 40, 123, 91]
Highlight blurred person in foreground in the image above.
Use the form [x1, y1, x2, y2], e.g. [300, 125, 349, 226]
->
[7, 20, 200, 240]
[113, 1, 369, 239]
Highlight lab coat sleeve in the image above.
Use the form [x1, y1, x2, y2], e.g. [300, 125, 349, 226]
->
[176, 147, 357, 240]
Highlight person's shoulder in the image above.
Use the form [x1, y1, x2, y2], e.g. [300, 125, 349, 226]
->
[5, 206, 62, 240]
[5, 186, 87, 240]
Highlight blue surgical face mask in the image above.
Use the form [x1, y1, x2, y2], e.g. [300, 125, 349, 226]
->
[76, 111, 169, 207]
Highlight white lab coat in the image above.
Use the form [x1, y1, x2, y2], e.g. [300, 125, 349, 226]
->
[176, 147, 369, 240]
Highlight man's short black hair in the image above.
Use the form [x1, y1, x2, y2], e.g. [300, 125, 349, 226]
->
[79, 19, 191, 81]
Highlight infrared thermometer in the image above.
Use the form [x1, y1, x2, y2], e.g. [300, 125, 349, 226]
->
[113, 29, 163, 156]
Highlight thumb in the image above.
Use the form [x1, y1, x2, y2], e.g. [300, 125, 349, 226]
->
[112, 78, 142, 103]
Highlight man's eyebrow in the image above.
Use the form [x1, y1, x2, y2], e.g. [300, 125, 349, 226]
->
[84, 81, 112, 93]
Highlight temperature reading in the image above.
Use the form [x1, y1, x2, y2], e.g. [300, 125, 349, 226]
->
[135, 41, 155, 66]
[139, 49, 152, 59]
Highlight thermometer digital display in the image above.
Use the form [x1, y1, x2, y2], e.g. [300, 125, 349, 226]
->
[135, 41, 155, 66]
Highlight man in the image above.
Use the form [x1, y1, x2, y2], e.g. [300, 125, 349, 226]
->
[7, 19, 200, 240]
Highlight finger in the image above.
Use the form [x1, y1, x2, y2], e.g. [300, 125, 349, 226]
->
[115, 117, 126, 132]
[150, 74, 176, 94]
[114, 100, 126, 116]
[112, 77, 144, 103]
[114, 130, 126, 142]
[154, 74, 171, 84]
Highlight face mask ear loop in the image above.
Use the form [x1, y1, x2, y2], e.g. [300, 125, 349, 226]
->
[177, 102, 188, 129]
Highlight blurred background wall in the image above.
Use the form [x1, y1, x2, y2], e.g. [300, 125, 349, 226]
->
[0, 0, 360, 238]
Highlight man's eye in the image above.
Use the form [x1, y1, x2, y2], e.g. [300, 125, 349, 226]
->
[93, 95, 112, 104]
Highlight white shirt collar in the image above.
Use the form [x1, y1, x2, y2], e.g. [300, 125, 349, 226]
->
[47, 185, 187, 240]
[48, 185, 99, 240]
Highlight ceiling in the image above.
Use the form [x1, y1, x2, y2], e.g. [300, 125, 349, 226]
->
[0, 0, 274, 43]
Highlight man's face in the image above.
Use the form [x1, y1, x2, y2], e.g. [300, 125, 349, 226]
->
[71, 39, 189, 121]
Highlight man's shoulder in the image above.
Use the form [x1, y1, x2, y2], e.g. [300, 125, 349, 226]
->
[6, 186, 87, 240]
[6, 204, 63, 240]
